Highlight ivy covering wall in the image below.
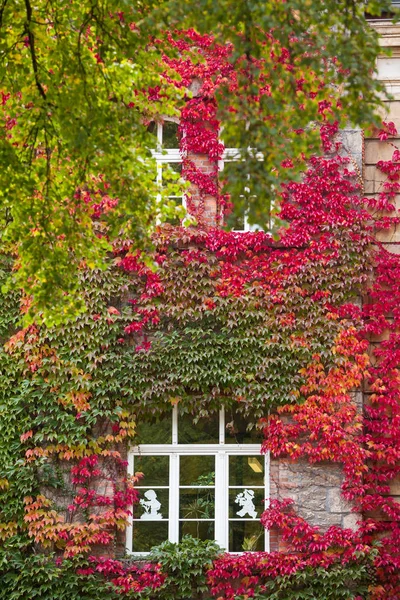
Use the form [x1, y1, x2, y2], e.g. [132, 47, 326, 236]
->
[0, 30, 400, 600]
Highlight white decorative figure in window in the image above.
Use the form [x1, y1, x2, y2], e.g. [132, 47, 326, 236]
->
[140, 490, 163, 520]
[235, 489, 258, 519]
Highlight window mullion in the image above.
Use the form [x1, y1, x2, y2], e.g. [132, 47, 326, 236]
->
[172, 405, 178, 445]
[219, 407, 225, 445]
[125, 452, 134, 553]
[169, 452, 179, 543]
[157, 122, 163, 147]
[215, 451, 228, 550]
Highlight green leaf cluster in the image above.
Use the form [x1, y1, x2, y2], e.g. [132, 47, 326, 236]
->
[0, 539, 376, 600]
[241, 557, 376, 600]
[0, 551, 120, 600]
[148, 535, 222, 600]
[126, 228, 370, 420]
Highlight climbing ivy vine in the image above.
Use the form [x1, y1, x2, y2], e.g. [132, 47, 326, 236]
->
[0, 27, 399, 600]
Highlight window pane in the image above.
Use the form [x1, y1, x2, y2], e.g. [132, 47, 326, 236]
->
[179, 520, 215, 541]
[134, 456, 169, 486]
[161, 163, 182, 184]
[147, 121, 158, 139]
[180, 488, 215, 519]
[229, 521, 265, 552]
[163, 121, 179, 149]
[132, 521, 169, 552]
[168, 161, 182, 175]
[225, 210, 245, 231]
[229, 488, 265, 519]
[133, 488, 169, 520]
[180, 455, 215, 486]
[229, 455, 265, 486]
[178, 413, 219, 444]
[164, 196, 184, 226]
[135, 417, 172, 445]
[225, 407, 262, 444]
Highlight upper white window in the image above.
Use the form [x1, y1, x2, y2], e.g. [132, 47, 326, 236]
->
[126, 406, 269, 554]
[148, 121, 267, 231]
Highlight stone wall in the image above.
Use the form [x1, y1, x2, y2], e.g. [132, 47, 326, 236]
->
[365, 18, 400, 510]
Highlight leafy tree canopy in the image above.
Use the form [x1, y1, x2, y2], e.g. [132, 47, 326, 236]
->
[0, 0, 396, 323]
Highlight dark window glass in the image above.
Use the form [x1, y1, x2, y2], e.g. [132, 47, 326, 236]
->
[229, 455, 265, 486]
[132, 521, 169, 552]
[180, 455, 215, 486]
[167, 161, 182, 175]
[163, 121, 179, 149]
[225, 210, 246, 231]
[180, 489, 215, 519]
[179, 413, 219, 444]
[229, 521, 264, 552]
[135, 417, 172, 445]
[179, 520, 214, 541]
[225, 407, 262, 444]
[134, 455, 169, 486]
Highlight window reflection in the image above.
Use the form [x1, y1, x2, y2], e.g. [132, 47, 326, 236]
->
[229, 521, 264, 552]
[132, 521, 169, 552]
[180, 455, 215, 485]
[229, 455, 265, 486]
[135, 416, 171, 445]
[178, 412, 219, 444]
[225, 406, 262, 444]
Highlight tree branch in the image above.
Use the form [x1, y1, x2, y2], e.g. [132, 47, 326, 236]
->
[0, 0, 8, 30]
[24, 0, 47, 100]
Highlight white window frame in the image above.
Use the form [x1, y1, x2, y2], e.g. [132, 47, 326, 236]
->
[126, 406, 270, 555]
[151, 120, 186, 214]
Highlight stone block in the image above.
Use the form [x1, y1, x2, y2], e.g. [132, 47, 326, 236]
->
[351, 391, 364, 410]
[340, 129, 363, 171]
[299, 487, 326, 510]
[377, 56, 400, 82]
[376, 224, 400, 243]
[390, 476, 400, 495]
[378, 100, 400, 123]
[298, 508, 342, 528]
[364, 165, 387, 183]
[326, 488, 352, 514]
[188, 77, 202, 97]
[364, 180, 375, 194]
[342, 513, 359, 531]
[371, 23, 400, 48]
[372, 241, 400, 255]
[368, 327, 392, 343]
[365, 139, 400, 164]
[270, 458, 355, 531]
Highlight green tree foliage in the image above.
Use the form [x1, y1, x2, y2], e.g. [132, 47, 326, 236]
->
[0, 0, 180, 323]
[0, 0, 397, 321]
[166, 0, 397, 225]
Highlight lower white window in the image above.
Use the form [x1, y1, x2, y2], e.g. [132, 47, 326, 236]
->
[126, 407, 269, 554]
